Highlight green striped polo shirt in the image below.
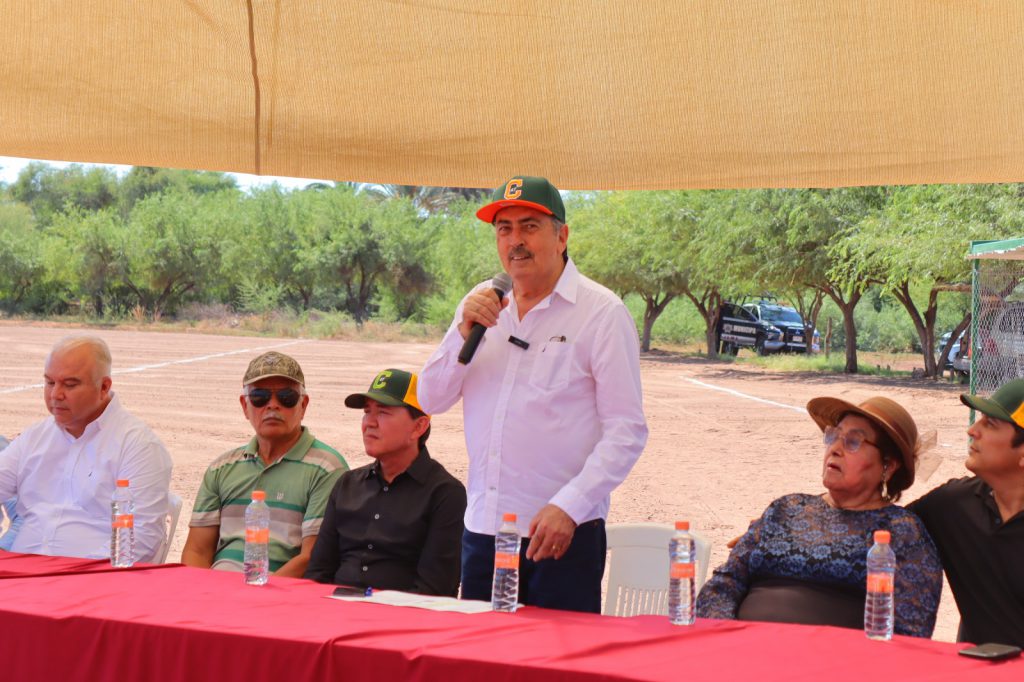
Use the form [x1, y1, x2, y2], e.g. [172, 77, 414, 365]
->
[190, 427, 348, 572]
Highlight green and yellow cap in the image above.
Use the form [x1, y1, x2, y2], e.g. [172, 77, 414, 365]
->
[476, 176, 565, 223]
[345, 369, 426, 415]
[961, 378, 1024, 428]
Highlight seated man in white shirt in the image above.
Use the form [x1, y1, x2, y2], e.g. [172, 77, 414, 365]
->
[0, 336, 173, 562]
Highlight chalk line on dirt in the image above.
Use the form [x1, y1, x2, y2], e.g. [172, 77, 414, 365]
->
[0, 339, 311, 395]
[681, 376, 805, 413]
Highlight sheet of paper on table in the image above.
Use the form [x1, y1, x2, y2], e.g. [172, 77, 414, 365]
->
[327, 590, 497, 614]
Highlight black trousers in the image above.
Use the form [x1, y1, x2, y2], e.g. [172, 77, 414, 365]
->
[460, 518, 606, 614]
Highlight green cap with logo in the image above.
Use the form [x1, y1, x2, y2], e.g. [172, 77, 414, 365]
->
[476, 175, 565, 223]
[961, 378, 1024, 428]
[345, 368, 426, 415]
[243, 351, 305, 387]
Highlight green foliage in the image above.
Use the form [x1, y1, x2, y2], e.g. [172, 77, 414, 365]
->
[0, 202, 45, 312]
[739, 351, 908, 377]
[3, 161, 1021, 377]
[123, 190, 230, 318]
[10, 162, 119, 226]
[418, 200, 502, 325]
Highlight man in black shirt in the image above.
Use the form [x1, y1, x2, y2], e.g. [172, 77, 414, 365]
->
[305, 369, 466, 596]
[908, 379, 1024, 647]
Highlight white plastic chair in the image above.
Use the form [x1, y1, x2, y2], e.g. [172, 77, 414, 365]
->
[155, 492, 183, 564]
[603, 522, 712, 617]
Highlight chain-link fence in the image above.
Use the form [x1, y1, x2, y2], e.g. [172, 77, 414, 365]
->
[969, 239, 1024, 395]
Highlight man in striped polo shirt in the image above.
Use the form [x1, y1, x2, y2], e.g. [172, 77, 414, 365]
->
[182, 351, 348, 576]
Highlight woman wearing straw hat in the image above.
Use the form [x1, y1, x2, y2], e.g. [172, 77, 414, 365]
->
[696, 396, 942, 637]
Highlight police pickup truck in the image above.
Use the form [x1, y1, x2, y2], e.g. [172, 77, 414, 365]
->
[717, 302, 784, 356]
[742, 301, 815, 353]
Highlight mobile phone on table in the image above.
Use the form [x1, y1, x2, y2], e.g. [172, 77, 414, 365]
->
[957, 643, 1022, 661]
[332, 584, 372, 597]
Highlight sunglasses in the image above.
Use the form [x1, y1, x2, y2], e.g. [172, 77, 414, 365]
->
[246, 387, 302, 408]
[823, 425, 878, 453]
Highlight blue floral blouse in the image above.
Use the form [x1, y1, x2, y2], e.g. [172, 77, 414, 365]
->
[695, 494, 942, 637]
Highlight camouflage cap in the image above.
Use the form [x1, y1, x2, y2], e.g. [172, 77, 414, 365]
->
[242, 351, 305, 387]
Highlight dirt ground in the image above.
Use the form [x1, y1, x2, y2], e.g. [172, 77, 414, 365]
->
[0, 322, 972, 641]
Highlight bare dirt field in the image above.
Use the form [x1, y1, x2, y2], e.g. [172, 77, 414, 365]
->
[0, 322, 972, 640]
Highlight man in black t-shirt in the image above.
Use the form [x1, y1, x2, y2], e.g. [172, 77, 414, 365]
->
[305, 369, 466, 596]
[908, 379, 1024, 648]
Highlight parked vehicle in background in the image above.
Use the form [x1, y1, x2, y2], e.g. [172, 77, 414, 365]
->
[717, 302, 784, 356]
[742, 301, 818, 354]
[935, 331, 963, 371]
[988, 302, 1024, 358]
[951, 346, 970, 380]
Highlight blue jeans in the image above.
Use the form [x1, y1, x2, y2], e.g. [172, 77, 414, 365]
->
[461, 518, 606, 613]
[0, 497, 21, 551]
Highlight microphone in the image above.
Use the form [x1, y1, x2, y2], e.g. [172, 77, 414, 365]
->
[458, 272, 513, 365]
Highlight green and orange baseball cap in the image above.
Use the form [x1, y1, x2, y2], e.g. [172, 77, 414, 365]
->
[345, 368, 427, 415]
[961, 378, 1024, 427]
[476, 176, 565, 224]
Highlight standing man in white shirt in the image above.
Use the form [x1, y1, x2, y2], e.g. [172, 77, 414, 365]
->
[0, 336, 172, 562]
[418, 175, 648, 613]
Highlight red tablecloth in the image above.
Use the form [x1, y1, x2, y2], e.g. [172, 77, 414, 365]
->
[0, 549, 180, 579]
[0, 554, 1020, 682]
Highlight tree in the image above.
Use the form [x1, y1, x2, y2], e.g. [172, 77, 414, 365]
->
[46, 208, 128, 317]
[0, 202, 44, 312]
[419, 199, 503, 325]
[359, 183, 490, 214]
[304, 186, 427, 324]
[837, 183, 1024, 377]
[746, 188, 888, 373]
[220, 185, 321, 311]
[119, 167, 239, 215]
[123, 190, 230, 319]
[10, 162, 119, 226]
[574, 191, 725, 353]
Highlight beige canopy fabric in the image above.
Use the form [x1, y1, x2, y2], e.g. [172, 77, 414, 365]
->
[1, 1, 1023, 191]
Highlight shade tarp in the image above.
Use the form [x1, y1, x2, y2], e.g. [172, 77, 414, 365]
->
[2, 1, 1023, 190]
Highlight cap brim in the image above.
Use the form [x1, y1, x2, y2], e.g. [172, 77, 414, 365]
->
[344, 391, 407, 409]
[476, 199, 554, 223]
[960, 393, 1014, 423]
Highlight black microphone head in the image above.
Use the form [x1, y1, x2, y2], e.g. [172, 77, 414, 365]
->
[492, 272, 512, 294]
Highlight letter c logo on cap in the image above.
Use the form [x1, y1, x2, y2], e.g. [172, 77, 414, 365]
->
[503, 179, 523, 200]
[372, 370, 392, 390]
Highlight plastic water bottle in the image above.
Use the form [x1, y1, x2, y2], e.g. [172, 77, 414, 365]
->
[243, 490, 270, 586]
[110, 479, 135, 567]
[668, 520, 696, 625]
[491, 513, 521, 613]
[865, 529, 896, 640]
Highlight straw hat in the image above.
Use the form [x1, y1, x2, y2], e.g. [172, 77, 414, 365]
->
[806, 396, 919, 492]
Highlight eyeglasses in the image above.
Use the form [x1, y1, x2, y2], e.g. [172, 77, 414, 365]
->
[823, 425, 877, 452]
[245, 387, 302, 408]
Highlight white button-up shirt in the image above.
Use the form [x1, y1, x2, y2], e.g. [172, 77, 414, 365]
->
[419, 260, 648, 537]
[0, 393, 172, 562]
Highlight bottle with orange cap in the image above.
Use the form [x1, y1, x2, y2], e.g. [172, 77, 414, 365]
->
[110, 479, 135, 567]
[243, 490, 271, 586]
[668, 520, 695, 625]
[492, 512, 521, 612]
[865, 529, 896, 640]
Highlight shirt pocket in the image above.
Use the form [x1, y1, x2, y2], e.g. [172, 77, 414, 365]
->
[530, 341, 573, 391]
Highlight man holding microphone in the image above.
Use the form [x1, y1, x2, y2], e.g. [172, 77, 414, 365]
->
[418, 175, 648, 613]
